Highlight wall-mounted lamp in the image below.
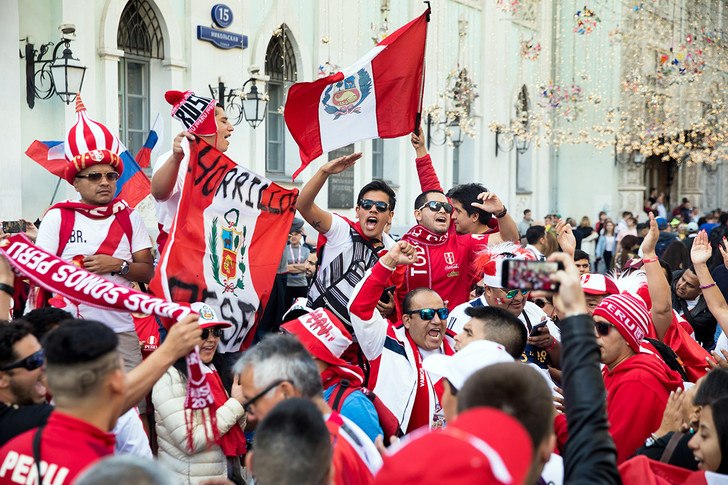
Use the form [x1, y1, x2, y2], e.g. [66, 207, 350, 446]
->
[209, 68, 269, 128]
[22, 24, 87, 109]
[495, 127, 529, 157]
[426, 113, 465, 149]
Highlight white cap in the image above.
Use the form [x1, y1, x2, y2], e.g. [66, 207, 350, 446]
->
[282, 297, 314, 323]
[423, 340, 514, 390]
[191, 302, 231, 329]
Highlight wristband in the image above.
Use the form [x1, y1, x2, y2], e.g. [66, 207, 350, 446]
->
[0, 283, 13, 296]
[546, 336, 557, 351]
[643, 256, 659, 264]
[700, 282, 717, 290]
[493, 206, 508, 218]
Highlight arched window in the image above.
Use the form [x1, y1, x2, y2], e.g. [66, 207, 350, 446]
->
[117, 0, 164, 157]
[265, 24, 297, 174]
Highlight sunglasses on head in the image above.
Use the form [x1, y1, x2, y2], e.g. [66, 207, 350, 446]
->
[0, 349, 45, 371]
[594, 321, 615, 336]
[358, 199, 390, 213]
[405, 308, 450, 320]
[533, 298, 549, 308]
[75, 172, 120, 182]
[471, 284, 485, 297]
[505, 289, 529, 299]
[201, 327, 223, 340]
[417, 201, 454, 214]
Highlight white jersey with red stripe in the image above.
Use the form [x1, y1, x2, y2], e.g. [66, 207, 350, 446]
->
[35, 207, 152, 332]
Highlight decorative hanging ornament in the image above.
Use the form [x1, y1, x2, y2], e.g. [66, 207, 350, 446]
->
[574, 6, 601, 35]
[496, 0, 519, 14]
[521, 38, 542, 60]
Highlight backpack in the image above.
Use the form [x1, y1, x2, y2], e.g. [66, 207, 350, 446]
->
[327, 379, 403, 446]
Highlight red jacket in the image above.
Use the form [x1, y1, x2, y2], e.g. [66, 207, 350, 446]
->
[0, 412, 114, 485]
[603, 353, 683, 464]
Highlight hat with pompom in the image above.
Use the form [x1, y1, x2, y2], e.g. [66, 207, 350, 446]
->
[165, 90, 217, 136]
[64, 95, 123, 184]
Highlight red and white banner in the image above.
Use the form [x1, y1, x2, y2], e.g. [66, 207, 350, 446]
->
[284, 8, 429, 179]
[0, 234, 192, 321]
[149, 137, 298, 352]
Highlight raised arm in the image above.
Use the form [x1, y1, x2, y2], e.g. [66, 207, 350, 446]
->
[691, 230, 728, 335]
[411, 127, 443, 193]
[151, 132, 194, 201]
[0, 250, 13, 320]
[643, 212, 673, 341]
[555, 218, 576, 258]
[472, 192, 519, 243]
[297, 153, 362, 234]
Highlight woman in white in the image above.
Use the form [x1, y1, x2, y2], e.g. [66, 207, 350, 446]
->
[595, 220, 617, 273]
[153, 303, 247, 484]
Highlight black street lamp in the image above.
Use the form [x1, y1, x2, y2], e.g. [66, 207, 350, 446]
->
[23, 25, 86, 109]
[240, 78, 268, 129]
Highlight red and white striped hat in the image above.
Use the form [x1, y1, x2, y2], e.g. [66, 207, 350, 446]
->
[165, 90, 218, 136]
[580, 274, 620, 295]
[281, 308, 354, 367]
[475, 242, 537, 288]
[64, 96, 123, 184]
[593, 293, 651, 353]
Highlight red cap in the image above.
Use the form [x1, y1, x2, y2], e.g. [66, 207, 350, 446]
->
[580, 274, 620, 295]
[374, 407, 532, 485]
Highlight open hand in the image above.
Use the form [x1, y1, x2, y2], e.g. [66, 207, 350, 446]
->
[555, 219, 576, 257]
[641, 212, 660, 257]
[472, 192, 504, 214]
[691, 230, 712, 266]
[321, 152, 362, 175]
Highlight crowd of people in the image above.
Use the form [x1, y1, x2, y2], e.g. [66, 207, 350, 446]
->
[1, 89, 728, 485]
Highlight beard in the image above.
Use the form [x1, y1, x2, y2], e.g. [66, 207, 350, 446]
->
[9, 376, 45, 405]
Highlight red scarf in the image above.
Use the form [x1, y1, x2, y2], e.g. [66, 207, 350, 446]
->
[402, 224, 449, 246]
[205, 366, 247, 456]
[404, 330, 454, 433]
[50, 197, 130, 219]
[321, 362, 365, 389]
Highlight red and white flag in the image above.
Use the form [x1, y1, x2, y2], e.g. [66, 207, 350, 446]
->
[284, 8, 429, 179]
[149, 137, 298, 352]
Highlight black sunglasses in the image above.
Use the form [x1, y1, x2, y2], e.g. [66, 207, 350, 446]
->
[594, 321, 615, 336]
[358, 199, 389, 213]
[201, 327, 223, 340]
[0, 349, 45, 371]
[75, 172, 120, 182]
[471, 284, 485, 297]
[533, 298, 549, 309]
[417, 201, 454, 214]
[241, 379, 287, 413]
[405, 308, 449, 320]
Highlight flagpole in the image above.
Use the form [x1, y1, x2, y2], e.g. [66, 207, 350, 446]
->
[49, 177, 62, 206]
[414, 1, 431, 136]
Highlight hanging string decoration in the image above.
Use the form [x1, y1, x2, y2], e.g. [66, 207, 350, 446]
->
[521, 38, 542, 60]
[574, 6, 601, 35]
[446, 69, 479, 112]
[496, 0, 519, 14]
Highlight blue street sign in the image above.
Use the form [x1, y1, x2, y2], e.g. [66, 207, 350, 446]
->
[211, 4, 233, 29]
[197, 26, 247, 50]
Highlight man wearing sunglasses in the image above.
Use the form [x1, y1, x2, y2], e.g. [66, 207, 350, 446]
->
[298, 153, 397, 331]
[35, 97, 153, 374]
[349, 240, 457, 433]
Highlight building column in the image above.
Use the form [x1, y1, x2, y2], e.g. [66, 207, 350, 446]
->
[616, 151, 647, 218]
[0, 0, 23, 219]
[680, 162, 704, 212]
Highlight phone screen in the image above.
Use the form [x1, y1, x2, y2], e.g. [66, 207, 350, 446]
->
[2, 221, 25, 234]
[501, 259, 563, 291]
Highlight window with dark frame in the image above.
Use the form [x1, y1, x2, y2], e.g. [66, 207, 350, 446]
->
[265, 24, 297, 174]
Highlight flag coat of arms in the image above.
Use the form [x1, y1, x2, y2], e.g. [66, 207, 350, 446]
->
[149, 137, 298, 352]
[284, 8, 429, 179]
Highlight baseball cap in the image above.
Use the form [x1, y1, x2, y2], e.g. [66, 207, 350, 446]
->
[282, 297, 313, 323]
[655, 217, 668, 229]
[374, 407, 533, 485]
[191, 302, 232, 330]
[686, 222, 698, 233]
[580, 274, 620, 296]
[422, 340, 513, 391]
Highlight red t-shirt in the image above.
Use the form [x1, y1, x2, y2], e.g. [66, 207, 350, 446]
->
[0, 412, 114, 485]
[133, 314, 161, 359]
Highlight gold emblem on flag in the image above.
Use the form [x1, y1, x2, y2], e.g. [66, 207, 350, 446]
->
[209, 209, 247, 294]
[321, 68, 372, 120]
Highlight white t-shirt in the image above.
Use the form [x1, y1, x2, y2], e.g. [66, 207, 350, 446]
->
[320, 214, 395, 269]
[35, 206, 152, 332]
[152, 137, 190, 233]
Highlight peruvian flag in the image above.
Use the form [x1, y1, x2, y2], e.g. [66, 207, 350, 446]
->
[285, 8, 429, 180]
[149, 137, 298, 352]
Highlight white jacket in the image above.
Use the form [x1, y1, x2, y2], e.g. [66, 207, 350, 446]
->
[152, 366, 246, 485]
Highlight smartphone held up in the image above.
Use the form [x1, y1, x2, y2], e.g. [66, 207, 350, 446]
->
[501, 259, 564, 292]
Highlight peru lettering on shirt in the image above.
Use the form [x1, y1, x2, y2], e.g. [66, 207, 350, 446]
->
[0, 412, 114, 485]
[35, 207, 152, 333]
